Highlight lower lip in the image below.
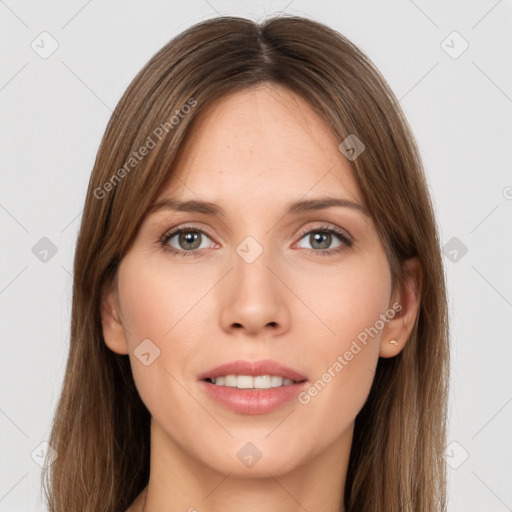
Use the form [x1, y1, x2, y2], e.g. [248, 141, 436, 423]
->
[200, 380, 308, 415]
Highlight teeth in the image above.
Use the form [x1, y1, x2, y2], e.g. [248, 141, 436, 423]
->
[237, 375, 255, 389]
[271, 375, 283, 387]
[224, 375, 237, 387]
[254, 375, 272, 388]
[210, 375, 297, 389]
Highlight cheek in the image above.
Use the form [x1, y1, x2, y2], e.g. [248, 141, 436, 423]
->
[117, 254, 209, 346]
[116, 251, 220, 383]
[116, 256, 207, 419]
[294, 252, 391, 426]
[297, 248, 392, 348]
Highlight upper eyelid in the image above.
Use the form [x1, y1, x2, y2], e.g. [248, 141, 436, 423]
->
[161, 225, 212, 243]
[297, 223, 352, 240]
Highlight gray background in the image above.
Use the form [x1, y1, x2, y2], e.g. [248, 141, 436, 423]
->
[1, 1, 511, 510]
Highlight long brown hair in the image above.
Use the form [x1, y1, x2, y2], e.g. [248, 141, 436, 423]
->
[42, 15, 449, 511]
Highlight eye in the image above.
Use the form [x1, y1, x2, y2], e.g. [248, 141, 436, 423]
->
[159, 224, 352, 258]
[160, 225, 215, 257]
[295, 225, 352, 256]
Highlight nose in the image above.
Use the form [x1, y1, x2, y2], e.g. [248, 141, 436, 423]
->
[217, 245, 290, 337]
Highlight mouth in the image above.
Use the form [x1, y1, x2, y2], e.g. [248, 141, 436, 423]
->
[198, 359, 308, 415]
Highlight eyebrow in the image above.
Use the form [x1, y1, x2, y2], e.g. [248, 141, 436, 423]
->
[148, 196, 370, 218]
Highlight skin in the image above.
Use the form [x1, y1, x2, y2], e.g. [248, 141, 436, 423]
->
[101, 83, 421, 512]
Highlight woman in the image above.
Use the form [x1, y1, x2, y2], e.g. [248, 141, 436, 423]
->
[42, 15, 450, 512]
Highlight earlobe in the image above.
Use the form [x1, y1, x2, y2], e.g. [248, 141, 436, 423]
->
[100, 284, 129, 355]
[379, 257, 422, 358]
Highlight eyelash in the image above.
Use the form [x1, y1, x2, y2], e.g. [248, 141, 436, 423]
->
[159, 224, 353, 258]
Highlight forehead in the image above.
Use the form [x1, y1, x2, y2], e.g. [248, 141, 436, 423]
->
[158, 84, 363, 209]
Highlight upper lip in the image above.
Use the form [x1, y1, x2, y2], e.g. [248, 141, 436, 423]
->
[198, 359, 308, 382]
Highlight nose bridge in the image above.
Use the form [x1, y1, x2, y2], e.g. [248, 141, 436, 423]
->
[232, 233, 278, 300]
[217, 231, 289, 334]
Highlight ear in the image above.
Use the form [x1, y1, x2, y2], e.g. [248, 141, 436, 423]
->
[100, 280, 129, 355]
[379, 257, 422, 358]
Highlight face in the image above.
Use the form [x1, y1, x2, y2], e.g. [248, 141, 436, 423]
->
[102, 84, 416, 479]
